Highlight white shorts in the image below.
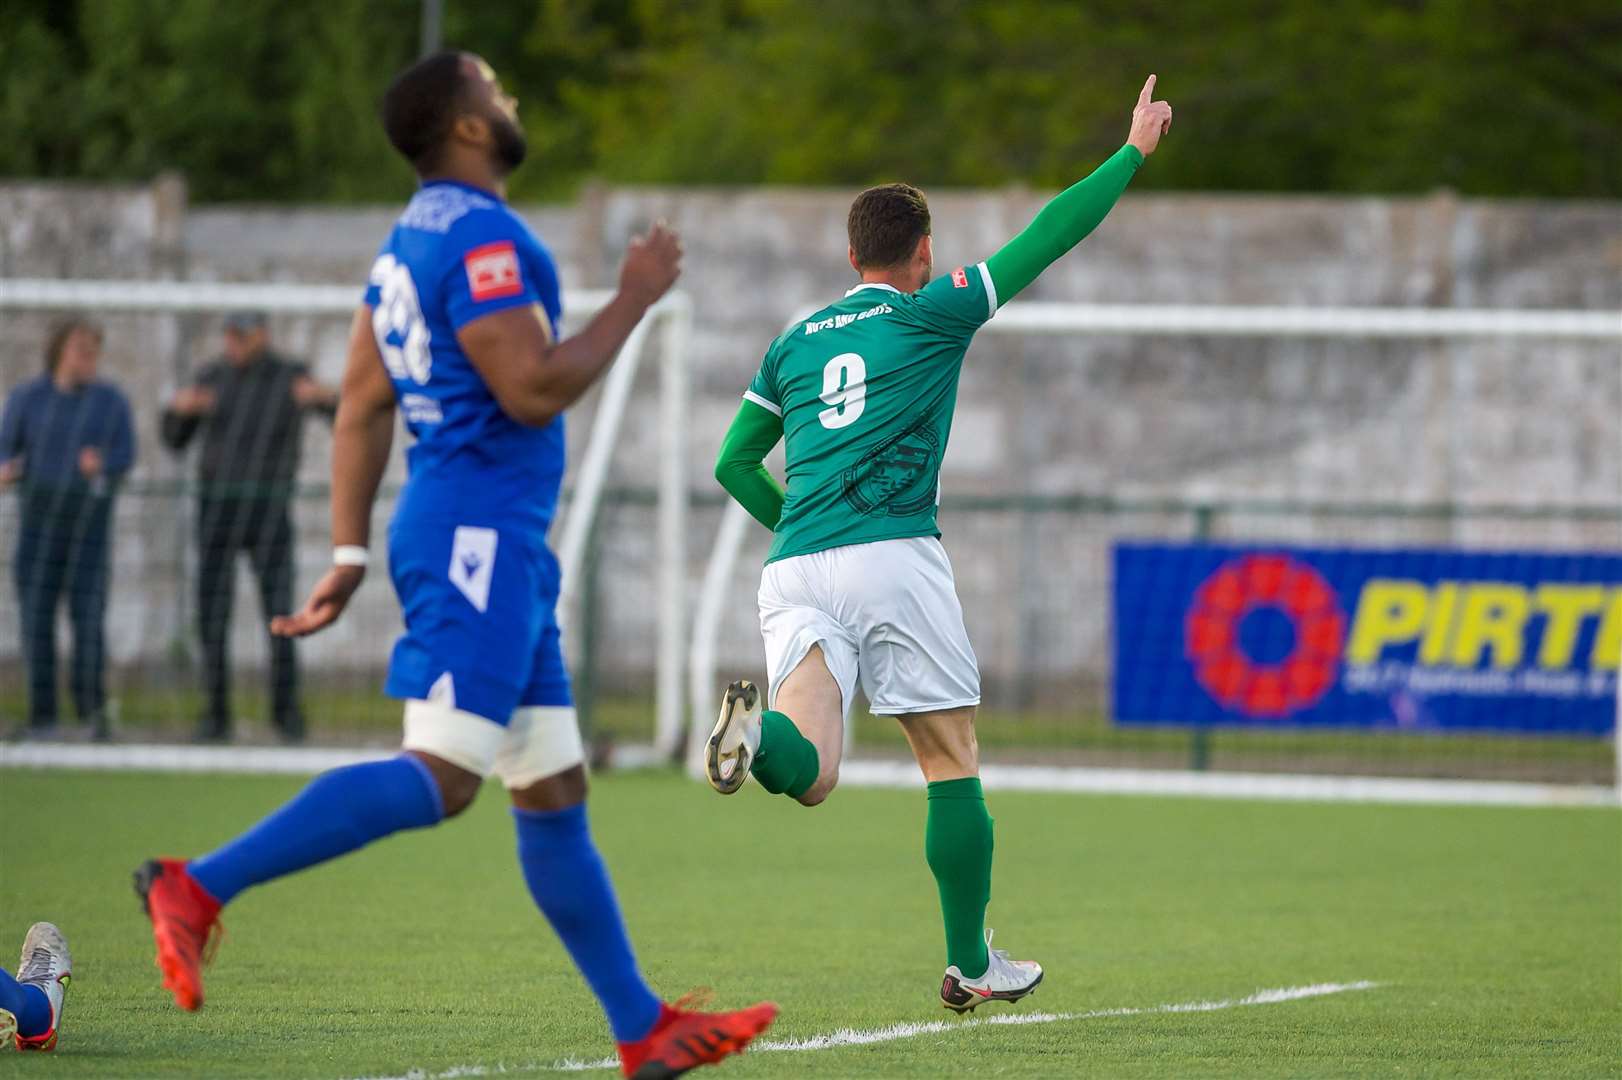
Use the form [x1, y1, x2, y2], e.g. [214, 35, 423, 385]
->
[758, 536, 981, 719]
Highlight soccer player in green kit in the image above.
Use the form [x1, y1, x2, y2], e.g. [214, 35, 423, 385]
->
[707, 76, 1174, 1012]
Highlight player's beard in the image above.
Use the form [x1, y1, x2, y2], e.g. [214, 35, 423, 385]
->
[491, 112, 528, 174]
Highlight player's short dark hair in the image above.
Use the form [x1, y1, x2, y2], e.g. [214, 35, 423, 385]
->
[381, 51, 473, 172]
[44, 317, 102, 374]
[847, 183, 931, 270]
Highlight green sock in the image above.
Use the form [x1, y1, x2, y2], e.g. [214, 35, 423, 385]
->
[752, 710, 819, 799]
[925, 777, 993, 979]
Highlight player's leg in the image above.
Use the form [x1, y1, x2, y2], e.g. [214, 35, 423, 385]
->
[708, 645, 846, 803]
[137, 532, 512, 1015]
[497, 657, 775, 1075]
[135, 737, 462, 1009]
[896, 705, 1039, 1011]
[895, 705, 993, 974]
[763, 645, 846, 803]
[859, 538, 1042, 1011]
[708, 553, 856, 804]
[1, 922, 71, 1051]
[502, 713, 662, 1045]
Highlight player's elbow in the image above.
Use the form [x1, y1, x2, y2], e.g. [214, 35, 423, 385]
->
[494, 390, 561, 429]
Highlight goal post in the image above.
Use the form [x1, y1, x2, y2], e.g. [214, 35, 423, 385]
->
[0, 277, 693, 755]
[686, 299, 1622, 802]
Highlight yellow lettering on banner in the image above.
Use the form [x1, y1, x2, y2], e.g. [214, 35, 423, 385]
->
[1346, 580, 1429, 663]
[1417, 583, 1458, 665]
[1590, 589, 1622, 671]
[1533, 585, 1607, 669]
[1450, 585, 1529, 670]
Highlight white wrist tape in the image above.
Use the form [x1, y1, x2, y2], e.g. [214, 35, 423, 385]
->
[333, 545, 370, 567]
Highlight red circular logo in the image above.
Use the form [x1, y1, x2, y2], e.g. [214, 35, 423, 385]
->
[1184, 554, 1345, 717]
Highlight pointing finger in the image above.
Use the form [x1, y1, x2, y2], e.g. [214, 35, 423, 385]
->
[1138, 74, 1156, 108]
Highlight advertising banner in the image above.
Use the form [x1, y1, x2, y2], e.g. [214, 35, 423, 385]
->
[1112, 543, 1621, 735]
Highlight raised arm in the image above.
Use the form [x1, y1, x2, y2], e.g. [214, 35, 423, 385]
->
[984, 75, 1174, 303]
[270, 306, 397, 638]
[458, 224, 683, 428]
[714, 399, 786, 529]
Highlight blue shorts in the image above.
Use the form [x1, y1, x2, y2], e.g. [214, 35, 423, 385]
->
[384, 520, 572, 724]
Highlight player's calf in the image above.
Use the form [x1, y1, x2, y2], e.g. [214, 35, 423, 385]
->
[706, 679, 831, 802]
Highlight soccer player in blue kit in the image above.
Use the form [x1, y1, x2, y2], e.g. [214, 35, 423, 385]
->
[134, 52, 776, 1078]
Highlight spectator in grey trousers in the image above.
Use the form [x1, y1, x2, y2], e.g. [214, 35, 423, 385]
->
[160, 312, 337, 742]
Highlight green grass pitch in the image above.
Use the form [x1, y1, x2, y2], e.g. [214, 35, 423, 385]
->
[0, 768, 1617, 1078]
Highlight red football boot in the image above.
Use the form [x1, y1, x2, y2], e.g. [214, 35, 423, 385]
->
[617, 993, 778, 1079]
[133, 858, 223, 1011]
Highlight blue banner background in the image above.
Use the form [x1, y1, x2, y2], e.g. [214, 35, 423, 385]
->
[1112, 542, 1622, 736]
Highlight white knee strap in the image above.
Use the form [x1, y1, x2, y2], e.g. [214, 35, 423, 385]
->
[402, 698, 506, 777]
[494, 706, 586, 789]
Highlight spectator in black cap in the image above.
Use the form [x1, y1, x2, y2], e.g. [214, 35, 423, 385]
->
[161, 312, 338, 742]
[1, 318, 134, 740]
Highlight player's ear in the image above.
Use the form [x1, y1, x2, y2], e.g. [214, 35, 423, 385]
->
[448, 112, 489, 150]
[848, 245, 861, 275]
[917, 234, 933, 267]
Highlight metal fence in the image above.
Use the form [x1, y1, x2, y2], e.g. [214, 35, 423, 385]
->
[6, 482, 1612, 785]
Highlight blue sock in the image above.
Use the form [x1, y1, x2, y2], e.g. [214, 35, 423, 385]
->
[188, 755, 444, 905]
[513, 803, 661, 1043]
[0, 969, 52, 1038]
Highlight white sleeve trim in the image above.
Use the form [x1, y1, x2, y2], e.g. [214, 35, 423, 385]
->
[742, 390, 782, 417]
[976, 261, 999, 317]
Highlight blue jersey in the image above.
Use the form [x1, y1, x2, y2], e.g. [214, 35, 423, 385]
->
[365, 181, 574, 722]
[364, 180, 565, 537]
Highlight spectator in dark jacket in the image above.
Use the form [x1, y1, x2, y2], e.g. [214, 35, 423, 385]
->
[1, 318, 135, 739]
[160, 311, 337, 742]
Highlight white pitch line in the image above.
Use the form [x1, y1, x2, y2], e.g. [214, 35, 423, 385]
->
[343, 980, 1379, 1080]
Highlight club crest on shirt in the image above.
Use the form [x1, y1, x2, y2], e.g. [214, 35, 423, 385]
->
[464, 241, 524, 302]
[841, 419, 941, 517]
[951, 267, 969, 288]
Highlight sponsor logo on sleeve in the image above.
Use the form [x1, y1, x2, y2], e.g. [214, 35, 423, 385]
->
[464, 241, 524, 302]
[951, 267, 969, 288]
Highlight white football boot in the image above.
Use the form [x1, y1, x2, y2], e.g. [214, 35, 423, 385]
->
[13, 922, 71, 1051]
[939, 929, 1043, 1014]
[706, 680, 763, 794]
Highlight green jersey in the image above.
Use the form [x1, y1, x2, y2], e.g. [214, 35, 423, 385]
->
[745, 262, 998, 564]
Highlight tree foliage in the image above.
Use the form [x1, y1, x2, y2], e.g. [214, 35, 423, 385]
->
[3, 0, 1618, 202]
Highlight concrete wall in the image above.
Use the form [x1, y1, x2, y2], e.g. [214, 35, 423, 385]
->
[1, 178, 1618, 712]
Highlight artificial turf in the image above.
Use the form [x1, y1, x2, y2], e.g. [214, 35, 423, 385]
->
[0, 768, 1617, 1078]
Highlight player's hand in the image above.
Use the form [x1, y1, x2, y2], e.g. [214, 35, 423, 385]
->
[617, 222, 683, 310]
[0, 457, 22, 487]
[270, 564, 365, 638]
[1126, 74, 1174, 158]
[172, 386, 216, 416]
[78, 447, 104, 478]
